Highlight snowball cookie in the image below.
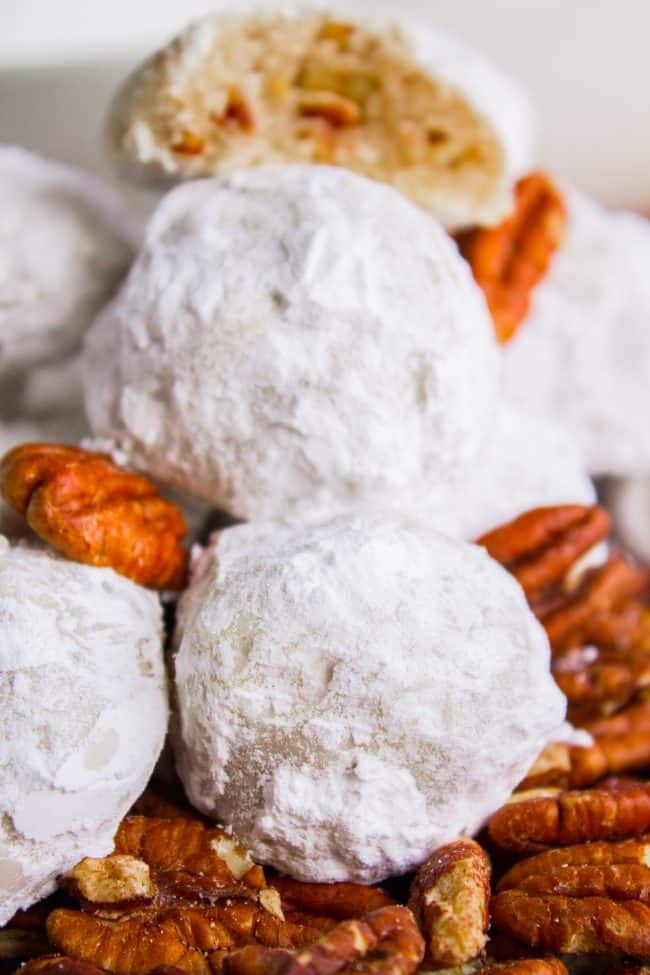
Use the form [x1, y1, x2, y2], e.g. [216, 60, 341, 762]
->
[0, 537, 168, 923]
[422, 404, 596, 541]
[172, 512, 566, 883]
[0, 146, 135, 378]
[605, 476, 650, 566]
[106, 8, 533, 228]
[502, 191, 650, 476]
[83, 165, 499, 521]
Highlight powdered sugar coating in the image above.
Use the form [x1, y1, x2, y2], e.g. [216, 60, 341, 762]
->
[420, 404, 596, 540]
[0, 539, 167, 923]
[83, 165, 498, 521]
[0, 146, 135, 377]
[503, 191, 650, 476]
[173, 512, 565, 883]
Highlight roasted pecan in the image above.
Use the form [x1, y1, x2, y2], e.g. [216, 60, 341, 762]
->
[490, 889, 650, 956]
[456, 172, 567, 343]
[222, 906, 424, 975]
[553, 646, 650, 724]
[497, 839, 650, 902]
[47, 815, 349, 975]
[407, 840, 490, 967]
[497, 838, 650, 892]
[542, 558, 648, 654]
[476, 505, 610, 606]
[0, 444, 188, 590]
[66, 816, 270, 911]
[488, 781, 650, 855]
[480, 961, 568, 975]
[46, 904, 330, 975]
[298, 92, 360, 127]
[271, 876, 394, 920]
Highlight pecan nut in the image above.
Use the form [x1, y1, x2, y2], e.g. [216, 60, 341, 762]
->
[543, 558, 648, 654]
[490, 889, 650, 956]
[45, 814, 356, 975]
[476, 505, 610, 606]
[271, 876, 394, 920]
[222, 906, 424, 975]
[65, 816, 270, 911]
[0, 444, 188, 590]
[456, 171, 567, 343]
[47, 904, 323, 975]
[407, 839, 490, 967]
[481, 962, 568, 975]
[487, 781, 650, 855]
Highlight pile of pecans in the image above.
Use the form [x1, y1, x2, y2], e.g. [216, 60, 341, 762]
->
[6, 503, 650, 975]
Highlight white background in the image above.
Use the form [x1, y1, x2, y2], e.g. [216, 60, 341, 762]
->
[0, 0, 649, 211]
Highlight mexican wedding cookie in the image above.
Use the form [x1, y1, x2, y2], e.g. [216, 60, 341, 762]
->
[502, 191, 650, 476]
[106, 9, 533, 227]
[172, 512, 566, 884]
[83, 165, 499, 520]
[422, 404, 596, 540]
[0, 538, 168, 923]
[0, 146, 135, 377]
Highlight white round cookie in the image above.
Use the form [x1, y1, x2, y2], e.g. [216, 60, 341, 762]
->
[502, 191, 650, 477]
[106, 7, 533, 228]
[83, 165, 499, 521]
[0, 146, 135, 377]
[0, 538, 168, 923]
[173, 511, 565, 884]
[423, 404, 596, 540]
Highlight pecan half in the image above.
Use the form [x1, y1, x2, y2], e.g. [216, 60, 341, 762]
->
[46, 815, 365, 975]
[407, 840, 490, 967]
[490, 889, 650, 956]
[553, 644, 650, 724]
[271, 876, 394, 920]
[47, 903, 332, 975]
[0, 444, 188, 590]
[487, 781, 650, 855]
[222, 906, 424, 975]
[543, 558, 648, 654]
[298, 92, 360, 127]
[64, 816, 270, 911]
[476, 505, 610, 606]
[456, 172, 567, 343]
[481, 962, 568, 975]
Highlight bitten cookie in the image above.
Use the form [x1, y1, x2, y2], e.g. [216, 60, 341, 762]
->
[106, 8, 533, 227]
